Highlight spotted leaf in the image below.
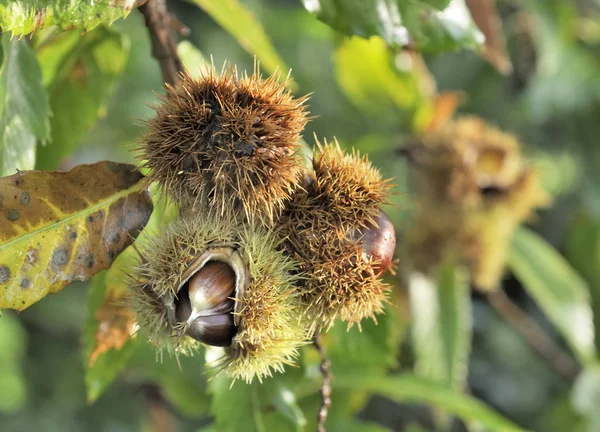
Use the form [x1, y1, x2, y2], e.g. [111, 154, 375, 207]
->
[0, 161, 152, 310]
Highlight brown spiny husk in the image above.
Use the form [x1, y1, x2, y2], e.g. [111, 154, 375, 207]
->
[128, 212, 307, 382]
[139, 64, 309, 221]
[279, 138, 393, 330]
[404, 116, 550, 290]
[311, 138, 391, 233]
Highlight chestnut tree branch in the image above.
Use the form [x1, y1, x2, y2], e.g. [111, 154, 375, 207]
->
[139, 0, 184, 86]
[313, 332, 332, 432]
[486, 289, 578, 380]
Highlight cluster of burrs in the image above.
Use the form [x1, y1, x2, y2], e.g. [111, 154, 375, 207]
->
[403, 116, 549, 290]
[129, 65, 396, 382]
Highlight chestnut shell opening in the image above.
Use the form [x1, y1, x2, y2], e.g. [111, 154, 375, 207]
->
[174, 260, 238, 347]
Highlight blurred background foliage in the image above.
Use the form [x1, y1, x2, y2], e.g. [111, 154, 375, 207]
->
[1, 0, 600, 431]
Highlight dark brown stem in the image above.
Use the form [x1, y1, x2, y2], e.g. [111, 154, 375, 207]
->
[313, 332, 332, 432]
[486, 290, 578, 380]
[139, 0, 184, 86]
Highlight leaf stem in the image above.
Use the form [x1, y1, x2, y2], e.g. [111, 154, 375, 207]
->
[486, 289, 579, 380]
[139, 0, 184, 86]
[313, 332, 332, 432]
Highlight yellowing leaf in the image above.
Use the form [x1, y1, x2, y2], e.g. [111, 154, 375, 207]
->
[0, 161, 153, 310]
[334, 36, 434, 130]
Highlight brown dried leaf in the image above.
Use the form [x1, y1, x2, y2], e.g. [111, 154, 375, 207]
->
[466, 0, 513, 75]
[89, 288, 136, 366]
[0, 161, 153, 310]
[426, 91, 466, 132]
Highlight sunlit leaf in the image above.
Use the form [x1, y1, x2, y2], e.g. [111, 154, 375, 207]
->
[508, 227, 596, 365]
[0, 161, 152, 310]
[35, 27, 130, 171]
[188, 0, 290, 77]
[303, 0, 483, 52]
[334, 374, 525, 431]
[409, 263, 471, 390]
[334, 36, 433, 130]
[0, 35, 50, 176]
[0, 0, 141, 36]
[178, 40, 207, 78]
[572, 365, 600, 431]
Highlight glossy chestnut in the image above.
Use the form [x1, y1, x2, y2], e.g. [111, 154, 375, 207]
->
[174, 261, 238, 346]
[353, 210, 396, 275]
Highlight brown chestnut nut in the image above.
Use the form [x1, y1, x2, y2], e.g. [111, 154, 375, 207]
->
[174, 261, 238, 347]
[353, 209, 396, 275]
[188, 261, 236, 314]
[186, 313, 237, 347]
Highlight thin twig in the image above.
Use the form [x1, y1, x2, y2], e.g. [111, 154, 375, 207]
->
[313, 332, 332, 432]
[486, 290, 579, 380]
[139, 0, 184, 86]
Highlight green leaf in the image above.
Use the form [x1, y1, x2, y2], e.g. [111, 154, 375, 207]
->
[35, 26, 130, 171]
[572, 365, 600, 432]
[314, 304, 406, 423]
[334, 374, 525, 432]
[188, 0, 290, 76]
[0, 312, 27, 413]
[409, 263, 472, 390]
[508, 227, 596, 364]
[128, 343, 211, 418]
[421, 0, 452, 10]
[303, 0, 483, 53]
[333, 36, 432, 130]
[209, 373, 266, 432]
[209, 369, 310, 432]
[328, 419, 392, 432]
[327, 304, 402, 376]
[177, 41, 207, 78]
[264, 381, 307, 432]
[565, 213, 600, 353]
[0, 35, 50, 176]
[0, 0, 139, 36]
